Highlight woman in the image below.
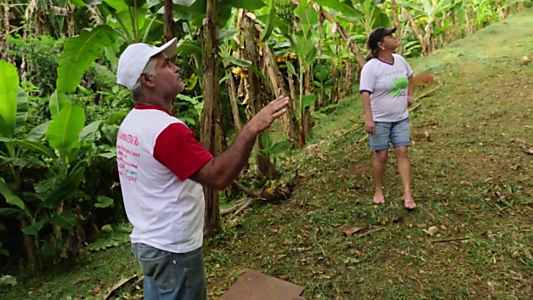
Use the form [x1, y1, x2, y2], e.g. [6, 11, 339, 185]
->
[359, 27, 416, 210]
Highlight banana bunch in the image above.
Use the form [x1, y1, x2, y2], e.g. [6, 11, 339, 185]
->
[272, 0, 294, 25]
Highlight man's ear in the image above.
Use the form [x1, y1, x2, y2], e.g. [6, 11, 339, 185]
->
[140, 73, 156, 88]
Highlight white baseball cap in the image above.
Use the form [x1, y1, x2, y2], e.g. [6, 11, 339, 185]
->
[116, 38, 177, 90]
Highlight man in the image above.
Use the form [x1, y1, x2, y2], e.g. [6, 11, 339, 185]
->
[115, 38, 289, 299]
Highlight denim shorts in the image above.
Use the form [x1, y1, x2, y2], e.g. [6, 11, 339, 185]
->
[369, 117, 411, 151]
[132, 243, 207, 300]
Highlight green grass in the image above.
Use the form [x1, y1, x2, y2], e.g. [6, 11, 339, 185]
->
[2, 8, 533, 300]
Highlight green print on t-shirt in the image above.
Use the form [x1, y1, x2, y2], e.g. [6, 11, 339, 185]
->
[389, 78, 408, 98]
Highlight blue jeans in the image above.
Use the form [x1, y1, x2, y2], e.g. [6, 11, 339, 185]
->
[369, 117, 411, 151]
[132, 243, 207, 300]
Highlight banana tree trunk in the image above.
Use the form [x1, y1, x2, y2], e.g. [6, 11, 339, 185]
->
[226, 71, 243, 133]
[331, 62, 340, 105]
[163, 0, 174, 42]
[200, 0, 222, 237]
[450, 11, 456, 42]
[66, 4, 75, 37]
[302, 65, 313, 143]
[424, 21, 433, 54]
[262, 43, 299, 144]
[390, 0, 403, 55]
[243, 14, 278, 179]
[465, 9, 473, 34]
[402, 7, 426, 56]
[1, 4, 10, 62]
[287, 71, 297, 106]
[344, 61, 353, 95]
[20, 220, 38, 269]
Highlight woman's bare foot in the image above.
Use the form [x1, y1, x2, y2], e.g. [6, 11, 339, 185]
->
[373, 194, 385, 204]
[404, 198, 416, 210]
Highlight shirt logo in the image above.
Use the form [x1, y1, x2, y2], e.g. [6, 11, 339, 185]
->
[389, 78, 408, 98]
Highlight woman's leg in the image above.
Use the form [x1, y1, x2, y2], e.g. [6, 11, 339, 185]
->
[373, 149, 388, 203]
[391, 117, 415, 209]
[394, 146, 415, 208]
[369, 121, 392, 204]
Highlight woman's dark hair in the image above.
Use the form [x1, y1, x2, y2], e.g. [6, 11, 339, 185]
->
[366, 46, 380, 62]
[365, 27, 397, 61]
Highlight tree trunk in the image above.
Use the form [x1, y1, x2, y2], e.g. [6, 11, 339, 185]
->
[66, 4, 75, 37]
[1, 4, 10, 62]
[450, 11, 456, 42]
[465, 9, 472, 34]
[302, 65, 313, 144]
[200, 0, 222, 237]
[243, 14, 279, 179]
[226, 71, 243, 134]
[390, 0, 403, 55]
[402, 7, 426, 56]
[423, 20, 433, 54]
[344, 61, 353, 96]
[262, 43, 299, 144]
[20, 219, 38, 268]
[163, 0, 175, 43]
[331, 63, 340, 105]
[287, 71, 298, 107]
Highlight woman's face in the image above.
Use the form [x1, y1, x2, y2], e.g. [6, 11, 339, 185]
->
[379, 33, 399, 51]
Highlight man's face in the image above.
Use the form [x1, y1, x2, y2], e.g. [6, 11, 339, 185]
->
[152, 53, 184, 97]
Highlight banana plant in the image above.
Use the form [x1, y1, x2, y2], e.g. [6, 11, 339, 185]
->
[288, 0, 320, 145]
[0, 60, 103, 268]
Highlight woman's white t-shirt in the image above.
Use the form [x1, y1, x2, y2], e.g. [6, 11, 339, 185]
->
[359, 54, 413, 122]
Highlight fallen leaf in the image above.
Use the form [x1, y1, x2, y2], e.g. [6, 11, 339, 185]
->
[276, 254, 287, 260]
[330, 223, 342, 228]
[342, 226, 367, 237]
[469, 205, 480, 210]
[284, 239, 292, 245]
[423, 226, 439, 236]
[297, 247, 312, 252]
[524, 248, 533, 260]
[511, 251, 521, 259]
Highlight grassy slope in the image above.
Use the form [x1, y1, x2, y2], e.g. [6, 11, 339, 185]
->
[2, 8, 533, 300]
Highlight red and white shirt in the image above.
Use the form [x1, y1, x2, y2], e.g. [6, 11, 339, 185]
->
[116, 105, 212, 253]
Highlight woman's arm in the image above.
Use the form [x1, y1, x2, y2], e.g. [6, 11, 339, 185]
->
[361, 92, 375, 135]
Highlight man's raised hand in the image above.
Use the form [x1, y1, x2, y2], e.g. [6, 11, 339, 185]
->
[248, 96, 289, 133]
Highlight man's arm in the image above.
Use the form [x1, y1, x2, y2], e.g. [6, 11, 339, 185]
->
[190, 96, 289, 190]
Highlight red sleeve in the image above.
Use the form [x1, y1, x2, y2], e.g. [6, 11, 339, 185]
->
[153, 123, 213, 181]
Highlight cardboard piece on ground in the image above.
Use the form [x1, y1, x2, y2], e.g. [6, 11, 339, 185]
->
[220, 270, 305, 300]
